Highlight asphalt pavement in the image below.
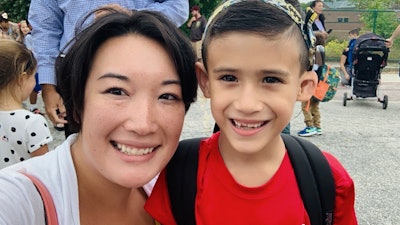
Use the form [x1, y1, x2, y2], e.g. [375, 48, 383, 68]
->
[45, 70, 400, 225]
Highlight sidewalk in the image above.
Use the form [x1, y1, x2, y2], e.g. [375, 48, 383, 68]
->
[42, 71, 400, 225]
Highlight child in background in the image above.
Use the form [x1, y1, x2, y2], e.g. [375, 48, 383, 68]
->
[0, 39, 52, 169]
[340, 28, 359, 86]
[18, 20, 43, 115]
[298, 32, 326, 137]
[145, 0, 357, 224]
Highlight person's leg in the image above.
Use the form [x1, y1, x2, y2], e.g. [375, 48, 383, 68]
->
[298, 100, 317, 137]
[301, 100, 313, 127]
[310, 100, 321, 135]
[29, 73, 43, 115]
[281, 123, 290, 134]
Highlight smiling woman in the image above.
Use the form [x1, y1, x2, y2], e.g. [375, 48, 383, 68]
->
[0, 9, 197, 225]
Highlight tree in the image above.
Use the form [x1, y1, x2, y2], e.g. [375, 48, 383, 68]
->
[0, 0, 30, 22]
[350, 0, 399, 38]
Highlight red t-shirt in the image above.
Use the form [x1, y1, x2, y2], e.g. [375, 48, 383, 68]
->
[145, 133, 357, 225]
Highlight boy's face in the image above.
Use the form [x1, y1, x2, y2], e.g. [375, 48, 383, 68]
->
[349, 33, 357, 40]
[197, 32, 316, 154]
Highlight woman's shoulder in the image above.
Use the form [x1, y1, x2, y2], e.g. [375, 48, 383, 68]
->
[0, 170, 47, 224]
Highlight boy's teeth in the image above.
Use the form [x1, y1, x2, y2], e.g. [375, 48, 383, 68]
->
[117, 143, 155, 156]
[234, 120, 263, 128]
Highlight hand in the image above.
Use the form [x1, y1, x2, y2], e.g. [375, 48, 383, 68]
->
[385, 38, 393, 48]
[41, 84, 68, 126]
[95, 4, 131, 19]
[189, 16, 196, 23]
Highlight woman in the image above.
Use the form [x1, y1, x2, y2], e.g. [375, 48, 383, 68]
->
[310, 0, 329, 38]
[0, 10, 197, 224]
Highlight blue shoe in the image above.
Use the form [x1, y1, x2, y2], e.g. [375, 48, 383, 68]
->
[297, 127, 317, 137]
[316, 128, 322, 135]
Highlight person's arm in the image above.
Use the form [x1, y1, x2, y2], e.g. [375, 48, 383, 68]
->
[31, 145, 49, 157]
[339, 54, 350, 82]
[386, 24, 400, 48]
[140, 0, 189, 27]
[28, 0, 68, 125]
[187, 16, 196, 28]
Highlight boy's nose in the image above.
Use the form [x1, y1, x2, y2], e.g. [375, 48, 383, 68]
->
[233, 87, 263, 113]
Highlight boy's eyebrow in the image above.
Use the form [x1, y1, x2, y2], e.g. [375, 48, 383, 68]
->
[97, 73, 181, 85]
[213, 67, 290, 76]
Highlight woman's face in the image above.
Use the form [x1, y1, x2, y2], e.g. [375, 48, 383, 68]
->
[313, 2, 324, 15]
[74, 34, 185, 188]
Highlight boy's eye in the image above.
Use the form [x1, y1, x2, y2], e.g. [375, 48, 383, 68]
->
[159, 93, 179, 101]
[263, 77, 282, 83]
[220, 75, 237, 82]
[106, 87, 126, 96]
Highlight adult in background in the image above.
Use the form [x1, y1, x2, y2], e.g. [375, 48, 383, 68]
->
[187, 5, 207, 61]
[0, 11, 19, 40]
[28, 0, 189, 135]
[309, 0, 329, 39]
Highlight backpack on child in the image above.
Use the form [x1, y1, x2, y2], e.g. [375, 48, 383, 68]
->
[317, 65, 340, 102]
[313, 43, 340, 102]
[166, 134, 335, 225]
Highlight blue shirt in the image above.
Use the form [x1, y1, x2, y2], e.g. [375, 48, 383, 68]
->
[28, 0, 189, 85]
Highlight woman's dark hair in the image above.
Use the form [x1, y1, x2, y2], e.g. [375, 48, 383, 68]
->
[57, 10, 197, 133]
[309, 0, 323, 8]
[202, 0, 310, 73]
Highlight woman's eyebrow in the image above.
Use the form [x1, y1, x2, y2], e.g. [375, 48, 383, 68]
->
[162, 79, 181, 86]
[97, 73, 128, 81]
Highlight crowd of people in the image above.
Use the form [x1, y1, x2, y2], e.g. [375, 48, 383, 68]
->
[2, 0, 400, 224]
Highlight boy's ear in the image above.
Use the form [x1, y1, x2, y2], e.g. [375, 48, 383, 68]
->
[297, 70, 318, 101]
[195, 61, 211, 98]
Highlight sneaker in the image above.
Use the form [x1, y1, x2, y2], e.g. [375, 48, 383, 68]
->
[297, 126, 317, 137]
[316, 128, 322, 135]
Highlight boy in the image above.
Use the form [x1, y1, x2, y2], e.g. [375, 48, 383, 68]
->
[340, 28, 359, 86]
[145, 1, 358, 224]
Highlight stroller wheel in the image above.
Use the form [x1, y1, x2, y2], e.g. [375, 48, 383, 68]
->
[382, 95, 388, 109]
[343, 93, 347, 106]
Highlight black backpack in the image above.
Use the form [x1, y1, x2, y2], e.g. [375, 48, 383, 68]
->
[166, 134, 335, 225]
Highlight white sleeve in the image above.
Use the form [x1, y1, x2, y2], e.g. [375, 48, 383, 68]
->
[0, 171, 46, 224]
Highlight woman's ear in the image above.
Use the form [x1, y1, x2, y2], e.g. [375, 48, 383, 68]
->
[195, 61, 211, 98]
[297, 70, 318, 101]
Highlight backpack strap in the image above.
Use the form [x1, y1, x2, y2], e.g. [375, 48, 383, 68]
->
[167, 135, 335, 225]
[166, 138, 204, 225]
[20, 172, 59, 225]
[281, 134, 335, 225]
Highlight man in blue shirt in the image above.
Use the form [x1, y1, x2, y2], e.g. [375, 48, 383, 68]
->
[28, 1, 188, 134]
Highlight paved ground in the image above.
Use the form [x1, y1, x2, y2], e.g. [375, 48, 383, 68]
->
[43, 71, 400, 225]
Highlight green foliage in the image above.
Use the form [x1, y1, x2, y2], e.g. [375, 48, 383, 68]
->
[325, 39, 348, 59]
[0, 0, 30, 22]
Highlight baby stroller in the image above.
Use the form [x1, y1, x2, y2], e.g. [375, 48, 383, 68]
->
[343, 33, 389, 109]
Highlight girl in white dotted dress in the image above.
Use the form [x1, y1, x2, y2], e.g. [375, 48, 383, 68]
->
[0, 39, 52, 169]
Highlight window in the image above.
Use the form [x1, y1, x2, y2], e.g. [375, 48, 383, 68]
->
[337, 17, 349, 23]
